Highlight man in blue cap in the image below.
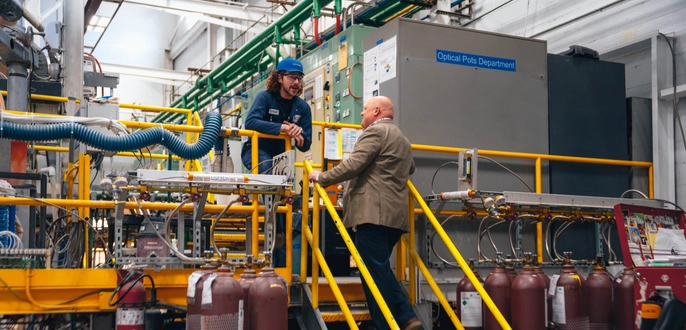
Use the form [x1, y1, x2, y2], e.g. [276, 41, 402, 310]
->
[241, 58, 312, 267]
[241, 58, 312, 173]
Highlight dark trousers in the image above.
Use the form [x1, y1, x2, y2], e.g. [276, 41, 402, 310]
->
[355, 223, 416, 330]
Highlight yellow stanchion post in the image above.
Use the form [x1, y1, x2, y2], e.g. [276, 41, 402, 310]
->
[312, 182, 320, 308]
[304, 161, 400, 329]
[408, 194, 416, 305]
[535, 157, 543, 264]
[408, 181, 511, 330]
[301, 167, 310, 281]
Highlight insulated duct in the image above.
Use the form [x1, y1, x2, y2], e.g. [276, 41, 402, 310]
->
[1, 111, 222, 160]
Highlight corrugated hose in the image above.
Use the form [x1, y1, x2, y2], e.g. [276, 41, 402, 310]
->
[0, 111, 222, 160]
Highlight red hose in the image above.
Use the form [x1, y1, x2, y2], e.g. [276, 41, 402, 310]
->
[314, 17, 321, 46]
[335, 14, 341, 35]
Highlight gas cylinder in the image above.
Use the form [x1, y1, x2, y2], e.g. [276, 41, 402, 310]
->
[201, 265, 244, 330]
[553, 253, 589, 330]
[456, 259, 484, 330]
[586, 256, 612, 330]
[136, 216, 169, 258]
[511, 265, 546, 330]
[483, 253, 511, 330]
[613, 268, 635, 330]
[116, 274, 147, 330]
[239, 268, 258, 330]
[187, 268, 214, 330]
[533, 264, 552, 327]
[249, 267, 288, 330]
[505, 266, 517, 281]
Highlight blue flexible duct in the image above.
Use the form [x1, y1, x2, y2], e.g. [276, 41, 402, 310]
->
[1, 111, 222, 160]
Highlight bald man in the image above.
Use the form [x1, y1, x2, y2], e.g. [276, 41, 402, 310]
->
[309, 96, 421, 330]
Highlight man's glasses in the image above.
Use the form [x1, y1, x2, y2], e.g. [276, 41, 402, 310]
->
[284, 74, 304, 82]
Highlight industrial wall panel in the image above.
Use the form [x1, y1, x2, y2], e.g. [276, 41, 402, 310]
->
[364, 19, 549, 195]
[363, 19, 548, 262]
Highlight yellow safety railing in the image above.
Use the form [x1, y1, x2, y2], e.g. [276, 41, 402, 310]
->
[303, 160, 400, 330]
[410, 143, 653, 263]
[408, 180, 512, 329]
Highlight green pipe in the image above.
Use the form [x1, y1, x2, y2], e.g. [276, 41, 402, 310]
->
[170, 0, 334, 111]
[313, 0, 321, 17]
[196, 0, 322, 88]
[152, 111, 173, 123]
[368, 1, 407, 21]
[170, 40, 269, 108]
[334, 0, 341, 14]
[170, 39, 269, 107]
[356, 0, 393, 20]
[374, 3, 413, 22]
[184, 52, 266, 106]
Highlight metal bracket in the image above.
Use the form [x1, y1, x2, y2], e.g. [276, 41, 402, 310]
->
[193, 188, 209, 258]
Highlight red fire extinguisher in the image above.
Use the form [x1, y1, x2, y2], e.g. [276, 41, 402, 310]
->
[110, 271, 147, 330]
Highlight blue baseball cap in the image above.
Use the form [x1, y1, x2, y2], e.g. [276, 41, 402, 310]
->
[276, 58, 304, 74]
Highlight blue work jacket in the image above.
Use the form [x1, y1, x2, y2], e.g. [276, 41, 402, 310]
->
[241, 90, 312, 158]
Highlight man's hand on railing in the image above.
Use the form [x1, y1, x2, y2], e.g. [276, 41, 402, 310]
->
[308, 170, 320, 182]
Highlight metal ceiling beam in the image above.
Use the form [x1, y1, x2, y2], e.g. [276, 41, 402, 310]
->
[123, 0, 278, 23]
[170, 21, 207, 60]
[100, 62, 197, 86]
[150, 6, 266, 35]
[40, 0, 62, 21]
[84, 0, 103, 34]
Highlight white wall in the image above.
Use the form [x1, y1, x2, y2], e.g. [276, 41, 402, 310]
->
[446, 0, 686, 205]
[90, 3, 179, 118]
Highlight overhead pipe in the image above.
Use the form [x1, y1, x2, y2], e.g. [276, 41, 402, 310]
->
[368, 1, 412, 22]
[334, 0, 342, 35]
[170, 0, 330, 108]
[313, 0, 322, 46]
[195, 0, 327, 89]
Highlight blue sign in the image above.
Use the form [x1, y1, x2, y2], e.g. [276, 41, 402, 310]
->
[340, 35, 347, 43]
[322, 43, 328, 50]
[376, 39, 384, 45]
[436, 49, 516, 72]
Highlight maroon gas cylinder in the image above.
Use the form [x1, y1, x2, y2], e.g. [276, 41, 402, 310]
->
[456, 261, 484, 330]
[553, 264, 589, 330]
[249, 267, 288, 330]
[585, 265, 612, 330]
[483, 265, 511, 330]
[533, 266, 552, 327]
[613, 268, 635, 330]
[505, 266, 517, 281]
[511, 265, 546, 330]
[187, 269, 214, 330]
[239, 269, 258, 330]
[116, 275, 146, 330]
[201, 265, 244, 330]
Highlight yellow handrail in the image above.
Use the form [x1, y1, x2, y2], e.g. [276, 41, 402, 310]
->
[302, 224, 358, 329]
[408, 180, 512, 330]
[401, 235, 464, 330]
[304, 160, 400, 329]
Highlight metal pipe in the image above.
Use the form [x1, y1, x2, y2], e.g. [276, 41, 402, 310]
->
[300, 164, 310, 282]
[408, 193, 415, 305]
[0, 197, 291, 214]
[7, 63, 28, 112]
[411, 144, 653, 167]
[21, 6, 44, 32]
[408, 180, 512, 330]
[62, 0, 83, 115]
[312, 179, 320, 308]
[32, 146, 184, 161]
[305, 160, 400, 329]
[535, 157, 543, 263]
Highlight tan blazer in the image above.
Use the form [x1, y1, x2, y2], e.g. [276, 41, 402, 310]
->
[318, 120, 415, 232]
